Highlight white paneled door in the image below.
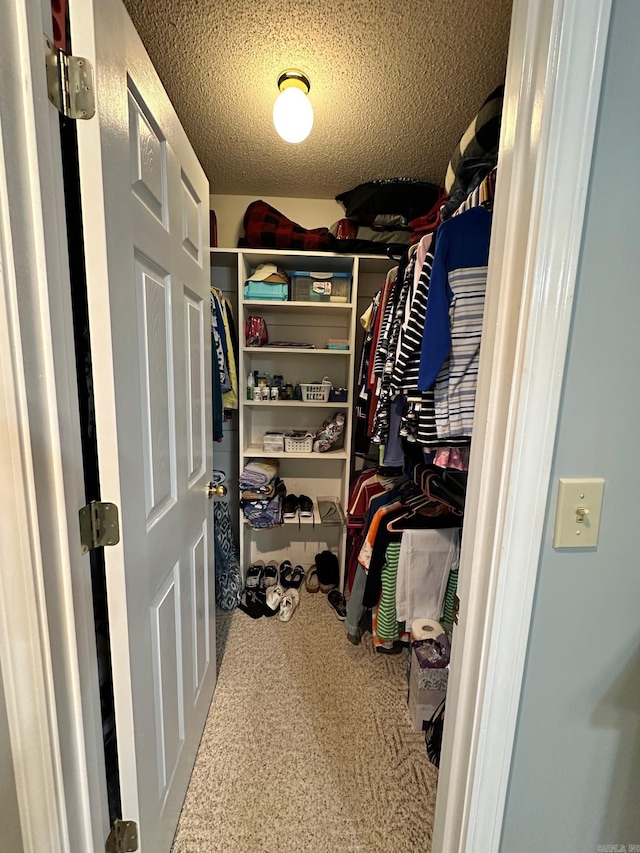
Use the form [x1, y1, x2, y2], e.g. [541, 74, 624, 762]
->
[73, 0, 215, 848]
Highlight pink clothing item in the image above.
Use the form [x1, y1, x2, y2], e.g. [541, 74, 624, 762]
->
[413, 233, 433, 291]
[433, 446, 470, 471]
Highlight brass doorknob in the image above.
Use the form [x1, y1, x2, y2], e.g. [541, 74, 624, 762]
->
[207, 482, 228, 499]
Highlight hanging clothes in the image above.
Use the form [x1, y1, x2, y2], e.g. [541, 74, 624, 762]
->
[371, 253, 415, 445]
[220, 296, 238, 411]
[344, 465, 462, 651]
[418, 206, 492, 439]
[377, 239, 468, 449]
[211, 289, 231, 392]
[375, 542, 403, 642]
[211, 326, 223, 441]
[396, 528, 460, 623]
[366, 266, 398, 436]
[451, 167, 497, 218]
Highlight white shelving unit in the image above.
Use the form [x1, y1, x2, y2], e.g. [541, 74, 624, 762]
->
[210, 248, 395, 590]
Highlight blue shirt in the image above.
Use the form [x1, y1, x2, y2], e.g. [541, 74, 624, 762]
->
[418, 207, 492, 391]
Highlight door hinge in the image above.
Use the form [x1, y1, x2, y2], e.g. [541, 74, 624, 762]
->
[105, 819, 138, 853]
[44, 36, 95, 120]
[79, 501, 120, 554]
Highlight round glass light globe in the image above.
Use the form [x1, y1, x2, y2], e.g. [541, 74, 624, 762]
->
[273, 87, 314, 144]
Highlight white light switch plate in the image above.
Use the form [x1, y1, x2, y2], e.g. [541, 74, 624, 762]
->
[553, 478, 605, 548]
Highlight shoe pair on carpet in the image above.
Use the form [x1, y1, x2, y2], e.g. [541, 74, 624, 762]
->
[305, 551, 347, 620]
[239, 560, 303, 621]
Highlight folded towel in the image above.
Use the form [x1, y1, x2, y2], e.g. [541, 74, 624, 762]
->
[241, 477, 286, 501]
[239, 458, 279, 489]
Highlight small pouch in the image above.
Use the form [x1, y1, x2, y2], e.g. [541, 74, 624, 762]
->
[245, 315, 269, 347]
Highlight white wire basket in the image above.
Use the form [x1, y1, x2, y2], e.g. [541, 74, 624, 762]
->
[299, 377, 332, 402]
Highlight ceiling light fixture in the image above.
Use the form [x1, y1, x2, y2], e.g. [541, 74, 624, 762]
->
[273, 69, 314, 144]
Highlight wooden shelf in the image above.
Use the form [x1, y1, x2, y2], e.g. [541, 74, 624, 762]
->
[242, 299, 353, 311]
[244, 400, 349, 408]
[242, 444, 348, 459]
[214, 247, 354, 271]
[229, 246, 367, 591]
[242, 499, 342, 526]
[243, 346, 350, 356]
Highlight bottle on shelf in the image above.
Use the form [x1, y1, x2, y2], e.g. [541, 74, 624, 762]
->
[246, 371, 255, 400]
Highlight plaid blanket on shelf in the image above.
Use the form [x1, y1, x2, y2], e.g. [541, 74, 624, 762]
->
[238, 200, 335, 252]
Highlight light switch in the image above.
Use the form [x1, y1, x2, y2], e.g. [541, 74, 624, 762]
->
[553, 478, 605, 548]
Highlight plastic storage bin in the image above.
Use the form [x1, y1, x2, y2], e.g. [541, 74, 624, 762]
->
[284, 432, 314, 453]
[290, 271, 352, 303]
[299, 380, 332, 402]
[244, 280, 289, 301]
[263, 432, 285, 452]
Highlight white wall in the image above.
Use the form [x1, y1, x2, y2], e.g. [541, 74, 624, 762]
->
[210, 194, 343, 248]
[500, 1, 640, 849]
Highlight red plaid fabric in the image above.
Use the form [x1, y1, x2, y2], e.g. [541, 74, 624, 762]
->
[408, 186, 448, 242]
[238, 200, 334, 252]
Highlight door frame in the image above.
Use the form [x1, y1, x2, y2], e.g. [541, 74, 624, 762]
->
[432, 0, 613, 849]
[0, 0, 110, 851]
[0, 0, 612, 852]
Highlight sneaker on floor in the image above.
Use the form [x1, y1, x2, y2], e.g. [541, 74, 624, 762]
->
[327, 589, 347, 620]
[279, 588, 300, 622]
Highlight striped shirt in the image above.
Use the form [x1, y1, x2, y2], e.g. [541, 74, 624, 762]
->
[392, 249, 470, 447]
[391, 251, 434, 394]
[434, 266, 487, 438]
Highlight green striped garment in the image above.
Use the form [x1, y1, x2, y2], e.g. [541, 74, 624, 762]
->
[377, 542, 404, 642]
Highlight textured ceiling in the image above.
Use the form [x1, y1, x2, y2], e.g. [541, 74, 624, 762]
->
[123, 0, 513, 199]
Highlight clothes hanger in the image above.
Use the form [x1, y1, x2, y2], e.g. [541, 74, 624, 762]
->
[385, 246, 405, 262]
[428, 471, 467, 512]
[413, 465, 464, 515]
[385, 497, 450, 532]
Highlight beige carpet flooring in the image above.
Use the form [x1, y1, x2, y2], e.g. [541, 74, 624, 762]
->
[172, 588, 438, 853]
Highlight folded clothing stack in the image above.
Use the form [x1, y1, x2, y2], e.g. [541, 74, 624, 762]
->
[239, 458, 279, 490]
[332, 179, 441, 255]
[239, 458, 286, 528]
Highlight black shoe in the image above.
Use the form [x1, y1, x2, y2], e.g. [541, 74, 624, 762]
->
[282, 494, 299, 519]
[315, 550, 339, 593]
[298, 495, 314, 528]
[281, 562, 305, 589]
[327, 589, 347, 620]
[298, 495, 313, 517]
[375, 641, 406, 655]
